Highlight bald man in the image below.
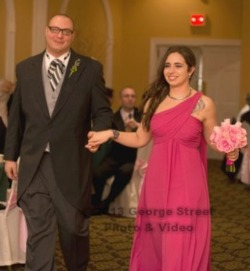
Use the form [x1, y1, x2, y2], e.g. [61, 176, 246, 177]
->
[4, 14, 112, 271]
[92, 87, 142, 214]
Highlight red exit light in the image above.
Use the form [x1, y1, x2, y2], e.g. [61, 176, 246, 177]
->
[190, 14, 206, 26]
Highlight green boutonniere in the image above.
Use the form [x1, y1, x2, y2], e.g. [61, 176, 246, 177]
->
[68, 59, 81, 78]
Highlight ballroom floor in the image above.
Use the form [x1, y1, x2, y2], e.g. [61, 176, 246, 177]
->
[1, 159, 250, 271]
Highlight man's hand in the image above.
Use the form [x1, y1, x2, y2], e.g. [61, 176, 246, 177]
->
[86, 130, 112, 152]
[87, 131, 100, 153]
[5, 161, 18, 180]
[0, 79, 15, 93]
[124, 118, 139, 131]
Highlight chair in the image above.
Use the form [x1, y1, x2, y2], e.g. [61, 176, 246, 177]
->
[0, 180, 26, 267]
[107, 141, 152, 217]
[0, 162, 9, 201]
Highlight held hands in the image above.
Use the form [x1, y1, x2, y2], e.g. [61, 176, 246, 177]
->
[86, 130, 113, 152]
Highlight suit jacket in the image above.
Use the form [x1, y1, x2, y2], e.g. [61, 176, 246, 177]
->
[0, 117, 6, 153]
[108, 107, 142, 164]
[4, 49, 113, 212]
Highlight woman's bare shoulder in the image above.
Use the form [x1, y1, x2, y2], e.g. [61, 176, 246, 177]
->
[193, 93, 216, 117]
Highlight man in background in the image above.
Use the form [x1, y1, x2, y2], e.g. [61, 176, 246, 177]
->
[92, 87, 141, 214]
[4, 14, 112, 271]
[237, 92, 250, 121]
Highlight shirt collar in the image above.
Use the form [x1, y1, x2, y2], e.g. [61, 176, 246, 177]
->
[120, 108, 134, 121]
[45, 51, 71, 69]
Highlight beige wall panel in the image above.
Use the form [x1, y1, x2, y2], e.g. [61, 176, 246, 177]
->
[112, 0, 243, 108]
[47, 0, 62, 18]
[241, 0, 250, 107]
[107, 0, 123, 105]
[0, 1, 6, 76]
[15, 0, 33, 64]
[1, 0, 247, 109]
[66, 1, 106, 64]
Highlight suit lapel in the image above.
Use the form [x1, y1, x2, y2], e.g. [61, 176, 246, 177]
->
[32, 53, 50, 118]
[114, 110, 126, 130]
[51, 50, 86, 119]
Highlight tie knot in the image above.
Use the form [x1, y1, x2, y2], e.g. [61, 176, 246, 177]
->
[51, 59, 64, 70]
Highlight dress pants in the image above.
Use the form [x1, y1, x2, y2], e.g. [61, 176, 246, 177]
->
[19, 153, 89, 271]
[92, 157, 134, 205]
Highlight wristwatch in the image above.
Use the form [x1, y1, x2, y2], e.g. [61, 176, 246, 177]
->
[112, 129, 120, 140]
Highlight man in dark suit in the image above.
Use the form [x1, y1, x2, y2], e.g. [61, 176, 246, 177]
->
[4, 14, 113, 271]
[92, 87, 141, 214]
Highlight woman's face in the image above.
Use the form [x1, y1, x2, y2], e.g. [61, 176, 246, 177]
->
[163, 52, 194, 87]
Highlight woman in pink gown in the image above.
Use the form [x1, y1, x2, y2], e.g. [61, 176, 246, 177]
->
[86, 46, 239, 271]
[130, 92, 210, 271]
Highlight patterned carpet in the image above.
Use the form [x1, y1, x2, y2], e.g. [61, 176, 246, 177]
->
[1, 159, 249, 271]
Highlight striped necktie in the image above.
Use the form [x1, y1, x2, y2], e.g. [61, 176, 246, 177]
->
[48, 59, 65, 91]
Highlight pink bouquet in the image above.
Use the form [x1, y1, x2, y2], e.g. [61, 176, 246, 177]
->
[210, 118, 247, 172]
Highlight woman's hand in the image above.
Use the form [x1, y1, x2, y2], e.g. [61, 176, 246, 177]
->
[226, 148, 239, 162]
[0, 79, 15, 93]
[85, 130, 113, 152]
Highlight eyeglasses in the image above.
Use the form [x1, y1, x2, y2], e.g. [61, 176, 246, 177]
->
[48, 26, 74, 36]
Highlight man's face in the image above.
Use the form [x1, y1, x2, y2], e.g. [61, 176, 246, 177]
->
[45, 15, 75, 57]
[120, 88, 136, 110]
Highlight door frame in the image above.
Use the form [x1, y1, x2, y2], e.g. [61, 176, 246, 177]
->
[149, 38, 241, 83]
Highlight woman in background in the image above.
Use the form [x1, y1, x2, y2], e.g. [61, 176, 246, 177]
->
[0, 79, 14, 153]
[86, 46, 238, 271]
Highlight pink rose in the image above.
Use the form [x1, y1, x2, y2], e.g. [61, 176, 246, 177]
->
[210, 118, 247, 152]
[211, 118, 247, 172]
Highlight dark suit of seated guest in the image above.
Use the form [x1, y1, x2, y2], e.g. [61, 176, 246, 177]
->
[92, 87, 142, 214]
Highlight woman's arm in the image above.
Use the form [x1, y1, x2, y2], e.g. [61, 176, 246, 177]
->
[86, 122, 151, 151]
[200, 96, 218, 150]
[86, 100, 152, 151]
[197, 95, 239, 161]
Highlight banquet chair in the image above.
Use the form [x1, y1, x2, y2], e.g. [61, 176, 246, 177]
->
[106, 141, 152, 217]
[239, 121, 250, 185]
[0, 161, 9, 201]
[0, 180, 26, 267]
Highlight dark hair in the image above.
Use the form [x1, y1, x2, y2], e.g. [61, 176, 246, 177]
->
[141, 46, 196, 130]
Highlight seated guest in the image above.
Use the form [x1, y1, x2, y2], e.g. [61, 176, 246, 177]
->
[92, 87, 142, 214]
[237, 92, 250, 121]
[239, 102, 250, 185]
[230, 92, 250, 184]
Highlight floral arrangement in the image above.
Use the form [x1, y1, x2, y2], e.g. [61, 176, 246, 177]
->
[210, 118, 247, 172]
[68, 59, 81, 78]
